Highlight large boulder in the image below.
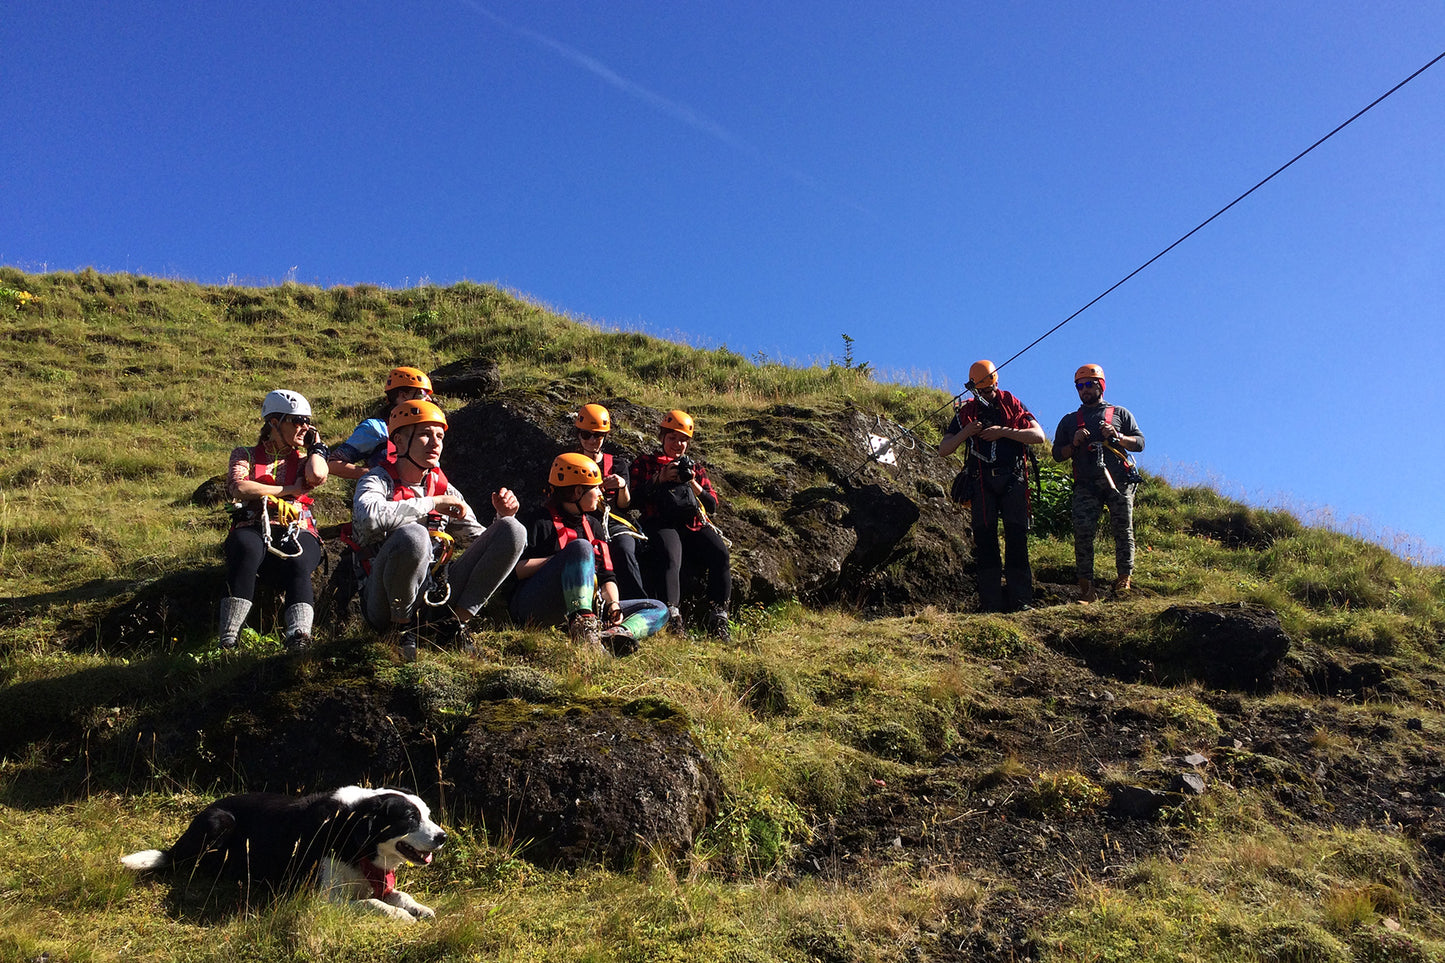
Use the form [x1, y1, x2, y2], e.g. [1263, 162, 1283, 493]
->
[434, 385, 976, 615]
[445, 697, 721, 867]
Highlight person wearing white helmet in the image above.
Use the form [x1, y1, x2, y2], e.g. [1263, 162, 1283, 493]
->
[220, 389, 330, 651]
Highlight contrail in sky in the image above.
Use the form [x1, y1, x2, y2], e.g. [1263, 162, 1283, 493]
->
[460, 1, 871, 215]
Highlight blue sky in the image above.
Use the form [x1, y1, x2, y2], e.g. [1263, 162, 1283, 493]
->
[6, 2, 1444, 560]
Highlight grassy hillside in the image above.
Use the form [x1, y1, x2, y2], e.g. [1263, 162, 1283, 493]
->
[2, 268, 1445, 963]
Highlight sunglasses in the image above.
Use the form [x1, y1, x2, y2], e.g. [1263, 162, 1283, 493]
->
[577, 430, 605, 440]
[1075, 381, 1100, 390]
[282, 414, 312, 425]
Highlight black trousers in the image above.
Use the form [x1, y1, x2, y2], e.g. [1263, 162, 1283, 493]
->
[970, 475, 1032, 612]
[643, 523, 731, 609]
[223, 526, 322, 605]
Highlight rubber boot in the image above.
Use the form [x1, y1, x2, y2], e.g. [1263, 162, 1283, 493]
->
[284, 602, 314, 651]
[1077, 578, 1097, 605]
[218, 597, 253, 649]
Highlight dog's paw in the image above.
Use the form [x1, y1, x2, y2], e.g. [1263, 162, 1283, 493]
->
[409, 902, 436, 920]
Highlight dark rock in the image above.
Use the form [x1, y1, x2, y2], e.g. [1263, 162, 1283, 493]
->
[445, 697, 722, 867]
[436, 396, 976, 615]
[429, 357, 503, 397]
[1171, 773, 1207, 795]
[1408, 718, 1424, 732]
[1156, 603, 1292, 691]
[1107, 784, 1174, 819]
[191, 476, 230, 507]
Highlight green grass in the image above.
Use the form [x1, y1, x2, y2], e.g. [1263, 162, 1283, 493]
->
[4, 268, 1445, 961]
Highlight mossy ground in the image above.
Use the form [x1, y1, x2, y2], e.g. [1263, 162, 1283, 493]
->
[3, 270, 1445, 961]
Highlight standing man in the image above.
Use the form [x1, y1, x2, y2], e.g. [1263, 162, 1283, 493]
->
[1052, 364, 1145, 603]
[940, 360, 1046, 613]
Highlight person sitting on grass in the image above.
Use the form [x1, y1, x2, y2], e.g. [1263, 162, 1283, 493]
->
[569, 402, 647, 600]
[509, 454, 670, 654]
[351, 400, 526, 662]
[629, 409, 732, 640]
[327, 366, 433, 481]
[219, 389, 329, 652]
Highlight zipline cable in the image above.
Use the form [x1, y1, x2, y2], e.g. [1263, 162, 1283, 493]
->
[990, 47, 1445, 378]
[848, 47, 1445, 477]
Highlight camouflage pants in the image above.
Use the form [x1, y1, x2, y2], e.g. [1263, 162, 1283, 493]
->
[1072, 481, 1136, 581]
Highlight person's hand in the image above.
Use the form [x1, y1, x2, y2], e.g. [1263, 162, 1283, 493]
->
[601, 600, 623, 626]
[1073, 427, 1091, 447]
[1101, 424, 1120, 444]
[434, 494, 467, 519]
[977, 425, 1008, 442]
[492, 488, 520, 517]
[302, 426, 320, 449]
[602, 473, 625, 492]
[659, 464, 680, 483]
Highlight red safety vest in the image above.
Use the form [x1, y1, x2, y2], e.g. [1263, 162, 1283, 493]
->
[550, 508, 613, 573]
[233, 445, 317, 534]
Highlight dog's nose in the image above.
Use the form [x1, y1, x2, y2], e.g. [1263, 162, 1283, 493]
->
[434, 829, 447, 847]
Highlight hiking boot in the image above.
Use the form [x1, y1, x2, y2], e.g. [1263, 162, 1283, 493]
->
[568, 612, 602, 650]
[1112, 574, 1132, 595]
[398, 625, 420, 663]
[666, 606, 685, 636]
[706, 606, 731, 642]
[438, 614, 478, 655]
[1077, 578, 1097, 604]
[284, 631, 313, 653]
[600, 622, 637, 656]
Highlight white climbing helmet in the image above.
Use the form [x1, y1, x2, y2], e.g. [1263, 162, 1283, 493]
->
[262, 389, 312, 420]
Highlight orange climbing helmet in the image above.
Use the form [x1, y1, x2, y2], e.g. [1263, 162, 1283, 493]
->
[384, 366, 432, 396]
[575, 403, 612, 433]
[968, 360, 998, 391]
[550, 452, 603, 488]
[388, 400, 448, 435]
[1074, 364, 1106, 393]
[660, 409, 694, 438]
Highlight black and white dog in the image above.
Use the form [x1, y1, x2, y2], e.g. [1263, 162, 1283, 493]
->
[122, 786, 446, 921]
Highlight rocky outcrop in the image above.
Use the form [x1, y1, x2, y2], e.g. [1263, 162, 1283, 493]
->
[436, 387, 975, 615]
[445, 697, 722, 867]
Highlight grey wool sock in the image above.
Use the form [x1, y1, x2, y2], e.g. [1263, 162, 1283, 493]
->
[284, 602, 314, 640]
[218, 596, 253, 649]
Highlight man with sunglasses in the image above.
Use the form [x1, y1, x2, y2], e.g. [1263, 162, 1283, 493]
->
[1052, 364, 1145, 603]
[939, 360, 1046, 613]
[571, 404, 646, 600]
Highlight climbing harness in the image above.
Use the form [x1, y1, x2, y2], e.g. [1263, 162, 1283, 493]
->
[422, 528, 454, 607]
[260, 494, 306, 559]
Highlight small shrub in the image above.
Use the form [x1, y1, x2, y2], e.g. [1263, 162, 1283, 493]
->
[1021, 769, 1108, 818]
[694, 788, 810, 878]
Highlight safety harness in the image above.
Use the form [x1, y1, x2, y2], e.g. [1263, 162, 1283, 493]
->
[551, 509, 613, 574]
[230, 445, 316, 558]
[339, 462, 456, 606]
[1073, 405, 1141, 486]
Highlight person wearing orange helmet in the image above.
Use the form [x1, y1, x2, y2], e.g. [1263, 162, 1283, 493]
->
[569, 403, 646, 600]
[327, 366, 434, 481]
[219, 389, 330, 651]
[351, 400, 526, 661]
[509, 453, 670, 653]
[1052, 364, 1145, 602]
[629, 409, 732, 639]
[939, 360, 1047, 613]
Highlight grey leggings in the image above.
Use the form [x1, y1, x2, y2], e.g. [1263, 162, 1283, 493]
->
[362, 518, 527, 628]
